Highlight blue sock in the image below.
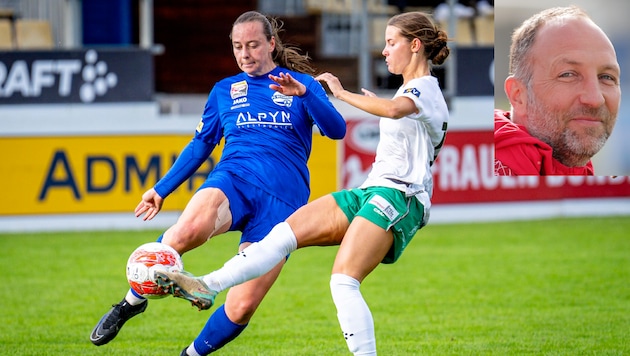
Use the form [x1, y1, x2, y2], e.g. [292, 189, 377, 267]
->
[193, 304, 247, 355]
[129, 288, 145, 299]
[156, 233, 164, 243]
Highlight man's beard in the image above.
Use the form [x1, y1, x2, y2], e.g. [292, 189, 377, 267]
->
[525, 93, 614, 167]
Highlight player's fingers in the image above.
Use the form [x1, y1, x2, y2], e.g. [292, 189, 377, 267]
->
[134, 201, 145, 214]
[139, 208, 152, 221]
[316, 72, 334, 81]
[145, 207, 159, 221]
[134, 204, 147, 217]
[269, 73, 287, 83]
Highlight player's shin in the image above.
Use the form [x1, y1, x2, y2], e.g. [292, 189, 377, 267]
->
[330, 273, 377, 356]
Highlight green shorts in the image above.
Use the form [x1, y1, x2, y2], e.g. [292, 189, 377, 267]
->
[332, 186, 426, 264]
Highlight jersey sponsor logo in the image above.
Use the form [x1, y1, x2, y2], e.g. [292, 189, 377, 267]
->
[368, 195, 399, 221]
[195, 118, 204, 133]
[271, 92, 293, 107]
[231, 97, 250, 110]
[232, 97, 247, 105]
[236, 111, 292, 128]
[403, 87, 420, 97]
[230, 80, 248, 99]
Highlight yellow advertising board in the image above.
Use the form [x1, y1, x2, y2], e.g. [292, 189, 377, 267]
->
[0, 134, 337, 215]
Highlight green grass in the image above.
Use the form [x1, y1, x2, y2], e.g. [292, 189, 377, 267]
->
[1, 216, 629, 355]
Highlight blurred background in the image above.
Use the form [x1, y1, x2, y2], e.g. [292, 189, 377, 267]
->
[494, 0, 630, 176]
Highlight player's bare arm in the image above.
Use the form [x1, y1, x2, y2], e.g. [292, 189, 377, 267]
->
[315, 72, 417, 119]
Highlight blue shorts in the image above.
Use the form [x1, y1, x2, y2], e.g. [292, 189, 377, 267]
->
[198, 169, 301, 244]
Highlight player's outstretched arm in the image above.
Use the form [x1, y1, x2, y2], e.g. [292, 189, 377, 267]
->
[316, 72, 416, 119]
[153, 136, 215, 196]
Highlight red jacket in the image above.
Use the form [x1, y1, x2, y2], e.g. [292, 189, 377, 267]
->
[494, 109, 594, 176]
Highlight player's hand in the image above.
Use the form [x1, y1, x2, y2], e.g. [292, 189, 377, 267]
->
[268, 72, 306, 96]
[315, 72, 344, 98]
[134, 188, 164, 221]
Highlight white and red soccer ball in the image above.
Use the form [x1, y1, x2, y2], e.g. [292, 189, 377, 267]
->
[126, 242, 183, 299]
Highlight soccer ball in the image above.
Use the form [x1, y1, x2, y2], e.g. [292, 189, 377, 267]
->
[126, 242, 184, 299]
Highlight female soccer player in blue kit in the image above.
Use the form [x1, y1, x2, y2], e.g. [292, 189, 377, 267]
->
[157, 11, 450, 356]
[90, 11, 346, 355]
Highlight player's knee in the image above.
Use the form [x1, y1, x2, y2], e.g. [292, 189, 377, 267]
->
[162, 223, 207, 252]
[225, 296, 260, 324]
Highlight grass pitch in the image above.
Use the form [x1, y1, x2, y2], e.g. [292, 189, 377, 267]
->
[1, 216, 629, 355]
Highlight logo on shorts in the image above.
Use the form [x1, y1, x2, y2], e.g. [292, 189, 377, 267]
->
[368, 195, 399, 221]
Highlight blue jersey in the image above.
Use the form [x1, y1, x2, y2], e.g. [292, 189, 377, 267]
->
[155, 66, 346, 208]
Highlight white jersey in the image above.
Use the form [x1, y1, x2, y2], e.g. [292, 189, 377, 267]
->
[360, 76, 448, 217]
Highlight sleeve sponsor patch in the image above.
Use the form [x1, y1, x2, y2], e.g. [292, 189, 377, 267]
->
[403, 87, 421, 97]
[368, 195, 400, 221]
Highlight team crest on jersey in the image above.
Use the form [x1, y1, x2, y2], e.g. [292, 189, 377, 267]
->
[272, 92, 293, 107]
[403, 87, 421, 97]
[230, 80, 248, 99]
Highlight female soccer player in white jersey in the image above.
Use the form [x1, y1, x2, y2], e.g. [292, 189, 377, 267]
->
[157, 11, 450, 356]
[90, 10, 346, 355]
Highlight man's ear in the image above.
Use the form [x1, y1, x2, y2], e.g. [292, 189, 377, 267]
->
[505, 75, 527, 116]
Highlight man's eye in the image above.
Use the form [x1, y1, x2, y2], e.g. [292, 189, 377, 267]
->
[600, 74, 618, 84]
